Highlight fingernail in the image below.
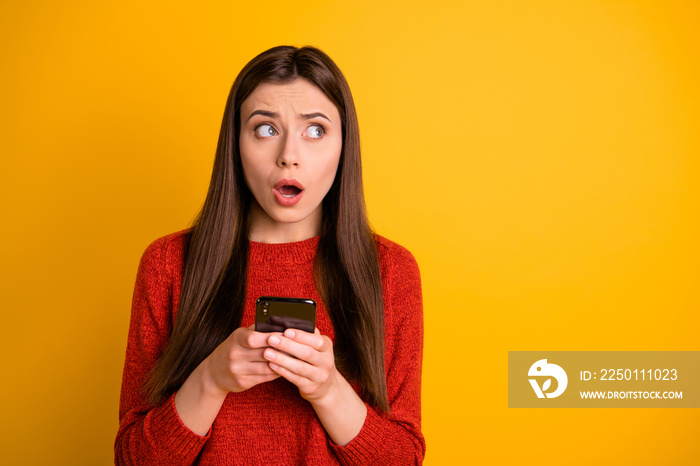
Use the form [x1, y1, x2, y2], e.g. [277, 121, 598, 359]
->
[269, 363, 279, 370]
[285, 329, 295, 338]
[269, 335, 280, 345]
[264, 349, 275, 360]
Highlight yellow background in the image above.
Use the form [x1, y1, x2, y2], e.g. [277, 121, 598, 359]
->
[1, 1, 698, 464]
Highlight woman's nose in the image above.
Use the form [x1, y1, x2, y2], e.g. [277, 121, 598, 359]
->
[277, 133, 300, 168]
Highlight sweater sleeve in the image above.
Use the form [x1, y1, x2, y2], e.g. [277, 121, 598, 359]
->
[330, 240, 426, 465]
[114, 236, 209, 465]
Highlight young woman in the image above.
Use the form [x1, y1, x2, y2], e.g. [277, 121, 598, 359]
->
[115, 46, 425, 465]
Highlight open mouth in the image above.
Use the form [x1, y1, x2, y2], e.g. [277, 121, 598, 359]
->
[273, 178, 304, 206]
[277, 185, 302, 198]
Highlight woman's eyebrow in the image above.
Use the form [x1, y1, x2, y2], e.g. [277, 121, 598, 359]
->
[299, 112, 331, 122]
[247, 110, 278, 121]
[246, 110, 332, 122]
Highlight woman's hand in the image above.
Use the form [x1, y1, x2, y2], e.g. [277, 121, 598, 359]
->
[204, 324, 281, 395]
[174, 325, 280, 436]
[262, 328, 337, 403]
[263, 328, 368, 445]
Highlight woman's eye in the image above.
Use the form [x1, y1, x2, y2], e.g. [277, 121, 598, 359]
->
[306, 125, 324, 139]
[255, 124, 277, 137]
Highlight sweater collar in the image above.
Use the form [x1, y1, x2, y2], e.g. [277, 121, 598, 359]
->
[248, 236, 319, 264]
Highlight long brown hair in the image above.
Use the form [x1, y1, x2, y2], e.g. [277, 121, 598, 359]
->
[145, 46, 388, 411]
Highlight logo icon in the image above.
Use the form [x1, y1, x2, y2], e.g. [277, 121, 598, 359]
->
[528, 359, 568, 398]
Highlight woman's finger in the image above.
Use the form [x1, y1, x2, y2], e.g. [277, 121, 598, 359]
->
[263, 347, 316, 379]
[266, 334, 320, 365]
[230, 347, 270, 363]
[237, 325, 282, 349]
[267, 361, 308, 387]
[281, 329, 326, 350]
[238, 360, 279, 376]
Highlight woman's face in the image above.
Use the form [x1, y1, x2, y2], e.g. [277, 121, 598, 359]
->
[239, 78, 343, 243]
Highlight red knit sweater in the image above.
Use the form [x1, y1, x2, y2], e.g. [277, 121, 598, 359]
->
[115, 231, 425, 465]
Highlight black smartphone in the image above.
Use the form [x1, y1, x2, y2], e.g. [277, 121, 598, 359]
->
[255, 296, 316, 333]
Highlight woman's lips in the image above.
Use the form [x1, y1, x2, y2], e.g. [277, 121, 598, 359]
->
[273, 179, 304, 206]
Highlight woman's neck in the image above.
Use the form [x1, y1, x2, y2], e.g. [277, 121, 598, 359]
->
[247, 202, 322, 244]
